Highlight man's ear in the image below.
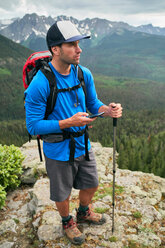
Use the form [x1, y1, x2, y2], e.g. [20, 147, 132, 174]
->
[51, 46, 60, 55]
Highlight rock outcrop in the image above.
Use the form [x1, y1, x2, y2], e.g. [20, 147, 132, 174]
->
[0, 140, 165, 248]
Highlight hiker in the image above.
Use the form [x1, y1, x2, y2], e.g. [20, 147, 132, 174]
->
[24, 20, 122, 245]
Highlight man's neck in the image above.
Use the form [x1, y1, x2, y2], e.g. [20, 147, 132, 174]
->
[51, 59, 71, 75]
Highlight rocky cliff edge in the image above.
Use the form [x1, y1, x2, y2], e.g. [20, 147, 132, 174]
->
[0, 141, 165, 248]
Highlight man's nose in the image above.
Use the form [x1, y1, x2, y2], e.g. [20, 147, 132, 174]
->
[76, 45, 82, 53]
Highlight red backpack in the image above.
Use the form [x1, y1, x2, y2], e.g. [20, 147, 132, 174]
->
[23, 50, 52, 89]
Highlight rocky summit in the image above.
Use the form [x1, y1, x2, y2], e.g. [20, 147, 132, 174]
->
[0, 140, 165, 248]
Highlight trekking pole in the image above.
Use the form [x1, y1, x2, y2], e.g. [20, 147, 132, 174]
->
[112, 117, 117, 234]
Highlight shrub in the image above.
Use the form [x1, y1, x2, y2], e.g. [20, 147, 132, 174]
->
[0, 185, 6, 209]
[0, 144, 24, 209]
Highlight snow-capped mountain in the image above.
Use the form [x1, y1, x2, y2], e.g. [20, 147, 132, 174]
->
[0, 13, 120, 44]
[0, 13, 165, 51]
[136, 24, 165, 36]
[0, 14, 54, 43]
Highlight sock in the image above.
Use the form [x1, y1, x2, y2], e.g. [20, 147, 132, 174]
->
[62, 215, 72, 223]
[78, 204, 89, 213]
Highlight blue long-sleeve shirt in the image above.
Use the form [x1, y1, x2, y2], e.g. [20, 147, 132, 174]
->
[25, 62, 104, 160]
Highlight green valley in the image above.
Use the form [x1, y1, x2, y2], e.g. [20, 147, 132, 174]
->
[0, 34, 32, 121]
[81, 30, 165, 82]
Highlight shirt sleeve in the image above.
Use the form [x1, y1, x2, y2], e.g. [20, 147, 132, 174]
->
[81, 66, 105, 114]
[24, 71, 61, 135]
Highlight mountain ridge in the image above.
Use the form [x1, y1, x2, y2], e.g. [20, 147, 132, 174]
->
[80, 29, 165, 82]
[1, 13, 165, 51]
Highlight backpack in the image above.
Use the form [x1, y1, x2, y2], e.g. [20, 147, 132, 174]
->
[23, 51, 89, 164]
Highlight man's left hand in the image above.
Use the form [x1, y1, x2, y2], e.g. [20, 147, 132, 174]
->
[107, 103, 123, 118]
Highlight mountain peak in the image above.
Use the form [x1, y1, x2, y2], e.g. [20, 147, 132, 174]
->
[0, 13, 165, 51]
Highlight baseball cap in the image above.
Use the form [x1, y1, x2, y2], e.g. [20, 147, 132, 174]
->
[46, 20, 90, 48]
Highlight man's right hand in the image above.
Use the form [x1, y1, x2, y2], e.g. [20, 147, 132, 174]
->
[59, 112, 96, 129]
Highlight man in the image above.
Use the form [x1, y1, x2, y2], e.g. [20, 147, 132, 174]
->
[25, 20, 122, 245]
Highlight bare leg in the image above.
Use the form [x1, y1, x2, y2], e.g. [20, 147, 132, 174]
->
[55, 195, 70, 217]
[79, 186, 98, 206]
[55, 186, 98, 217]
[77, 186, 106, 225]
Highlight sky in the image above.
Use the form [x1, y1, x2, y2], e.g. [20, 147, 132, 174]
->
[1, 0, 165, 27]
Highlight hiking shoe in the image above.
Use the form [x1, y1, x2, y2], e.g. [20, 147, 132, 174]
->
[76, 207, 106, 225]
[62, 216, 85, 245]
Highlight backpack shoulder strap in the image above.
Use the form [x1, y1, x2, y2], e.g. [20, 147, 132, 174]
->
[41, 64, 87, 120]
[40, 64, 57, 120]
[77, 66, 87, 101]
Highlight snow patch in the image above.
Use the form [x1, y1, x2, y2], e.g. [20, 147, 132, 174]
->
[32, 28, 45, 37]
[24, 34, 30, 41]
[45, 24, 51, 31]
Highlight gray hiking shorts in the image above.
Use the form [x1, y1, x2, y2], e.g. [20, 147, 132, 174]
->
[44, 149, 99, 202]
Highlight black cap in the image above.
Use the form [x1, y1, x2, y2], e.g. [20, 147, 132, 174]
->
[46, 20, 90, 48]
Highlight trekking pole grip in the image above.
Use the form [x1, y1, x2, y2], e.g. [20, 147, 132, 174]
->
[112, 105, 117, 127]
[113, 118, 117, 127]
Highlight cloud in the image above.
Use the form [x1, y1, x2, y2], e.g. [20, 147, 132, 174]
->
[1, 0, 165, 27]
[0, 0, 19, 10]
[21, 0, 165, 15]
[2, 0, 165, 14]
